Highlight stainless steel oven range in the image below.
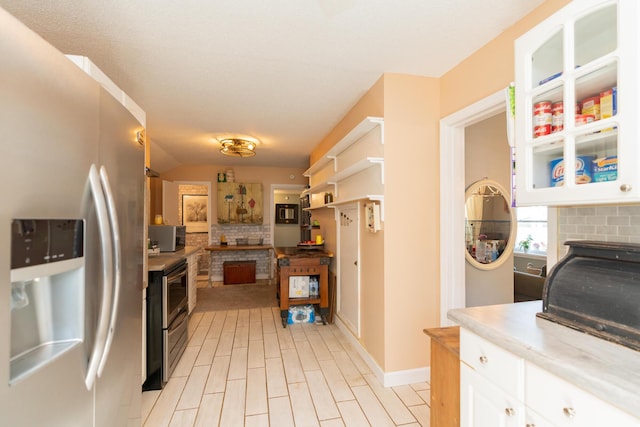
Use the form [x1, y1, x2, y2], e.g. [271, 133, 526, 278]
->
[143, 258, 188, 390]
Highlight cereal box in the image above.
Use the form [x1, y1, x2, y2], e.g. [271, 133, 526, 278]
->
[581, 96, 601, 120]
[593, 156, 618, 182]
[600, 87, 617, 119]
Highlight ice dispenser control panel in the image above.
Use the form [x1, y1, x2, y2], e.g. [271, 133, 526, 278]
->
[11, 219, 84, 269]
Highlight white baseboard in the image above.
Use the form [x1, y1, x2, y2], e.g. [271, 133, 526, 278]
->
[334, 317, 430, 387]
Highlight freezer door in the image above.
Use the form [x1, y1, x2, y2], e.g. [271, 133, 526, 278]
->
[93, 87, 145, 427]
[0, 8, 98, 426]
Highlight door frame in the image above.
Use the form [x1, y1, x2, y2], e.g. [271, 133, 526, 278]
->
[439, 90, 505, 326]
[270, 184, 305, 245]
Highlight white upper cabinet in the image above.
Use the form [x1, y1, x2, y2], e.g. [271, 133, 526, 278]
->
[515, 0, 639, 206]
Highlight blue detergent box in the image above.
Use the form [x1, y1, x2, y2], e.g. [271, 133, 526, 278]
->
[593, 156, 618, 182]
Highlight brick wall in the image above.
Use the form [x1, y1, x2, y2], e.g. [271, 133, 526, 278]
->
[208, 224, 272, 283]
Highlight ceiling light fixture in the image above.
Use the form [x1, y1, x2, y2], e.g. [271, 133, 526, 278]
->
[219, 138, 257, 157]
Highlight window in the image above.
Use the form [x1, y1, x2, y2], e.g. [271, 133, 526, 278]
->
[515, 206, 547, 255]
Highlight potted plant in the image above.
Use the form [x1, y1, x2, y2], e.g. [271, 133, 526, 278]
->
[518, 235, 534, 253]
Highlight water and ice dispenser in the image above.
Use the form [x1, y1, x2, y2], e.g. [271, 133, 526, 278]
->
[10, 219, 84, 383]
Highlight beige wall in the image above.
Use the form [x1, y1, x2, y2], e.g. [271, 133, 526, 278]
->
[310, 74, 440, 373]
[440, 0, 571, 118]
[310, 0, 573, 376]
[153, 164, 308, 224]
[382, 74, 440, 372]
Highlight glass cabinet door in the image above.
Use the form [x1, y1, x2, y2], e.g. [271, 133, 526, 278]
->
[515, 0, 637, 206]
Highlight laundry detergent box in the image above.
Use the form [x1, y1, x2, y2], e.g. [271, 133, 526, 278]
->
[550, 156, 594, 187]
[593, 156, 618, 182]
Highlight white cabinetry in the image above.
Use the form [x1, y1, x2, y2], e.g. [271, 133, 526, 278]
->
[515, 0, 640, 206]
[303, 117, 384, 216]
[525, 362, 639, 427]
[460, 328, 524, 427]
[460, 328, 640, 427]
[186, 251, 199, 314]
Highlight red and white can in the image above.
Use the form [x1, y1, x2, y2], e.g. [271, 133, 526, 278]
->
[575, 114, 596, 126]
[551, 101, 564, 133]
[533, 101, 552, 137]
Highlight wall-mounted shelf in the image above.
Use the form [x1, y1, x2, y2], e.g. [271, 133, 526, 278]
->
[303, 116, 384, 177]
[304, 117, 385, 213]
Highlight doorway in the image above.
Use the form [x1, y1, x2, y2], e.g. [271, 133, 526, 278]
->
[439, 90, 506, 325]
[162, 180, 211, 276]
[270, 184, 305, 247]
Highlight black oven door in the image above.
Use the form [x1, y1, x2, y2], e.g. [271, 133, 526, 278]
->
[162, 260, 188, 328]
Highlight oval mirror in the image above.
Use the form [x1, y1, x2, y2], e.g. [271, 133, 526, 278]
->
[464, 179, 516, 270]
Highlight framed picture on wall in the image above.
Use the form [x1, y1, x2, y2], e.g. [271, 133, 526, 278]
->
[182, 194, 208, 233]
[217, 182, 263, 224]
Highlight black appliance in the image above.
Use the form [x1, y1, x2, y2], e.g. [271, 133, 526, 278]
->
[538, 240, 640, 351]
[143, 259, 188, 390]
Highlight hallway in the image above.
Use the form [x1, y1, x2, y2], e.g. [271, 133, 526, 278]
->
[142, 307, 430, 426]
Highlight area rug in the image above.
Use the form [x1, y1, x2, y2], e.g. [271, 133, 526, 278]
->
[194, 281, 278, 312]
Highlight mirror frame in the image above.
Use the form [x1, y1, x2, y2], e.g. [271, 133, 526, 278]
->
[464, 179, 516, 271]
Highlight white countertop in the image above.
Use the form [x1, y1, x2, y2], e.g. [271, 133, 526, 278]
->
[148, 245, 202, 272]
[448, 301, 640, 419]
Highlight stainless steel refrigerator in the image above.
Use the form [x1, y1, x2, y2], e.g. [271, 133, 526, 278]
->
[0, 7, 145, 426]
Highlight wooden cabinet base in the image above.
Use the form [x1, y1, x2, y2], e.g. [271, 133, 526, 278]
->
[424, 326, 460, 427]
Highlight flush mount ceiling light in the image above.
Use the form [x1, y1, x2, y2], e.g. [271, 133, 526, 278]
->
[219, 138, 257, 157]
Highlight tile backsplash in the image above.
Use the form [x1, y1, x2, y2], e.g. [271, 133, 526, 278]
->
[557, 204, 640, 256]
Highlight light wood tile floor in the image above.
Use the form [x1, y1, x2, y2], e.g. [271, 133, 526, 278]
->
[142, 308, 430, 426]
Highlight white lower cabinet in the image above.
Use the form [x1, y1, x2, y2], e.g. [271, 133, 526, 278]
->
[525, 362, 639, 427]
[186, 252, 199, 314]
[461, 363, 524, 427]
[461, 328, 640, 427]
[460, 328, 524, 427]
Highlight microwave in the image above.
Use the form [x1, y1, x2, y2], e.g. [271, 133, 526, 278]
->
[148, 225, 186, 252]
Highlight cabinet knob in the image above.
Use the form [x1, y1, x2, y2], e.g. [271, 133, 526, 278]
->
[563, 407, 576, 418]
[479, 355, 488, 364]
[504, 408, 515, 417]
[620, 184, 632, 192]
[526, 424, 536, 427]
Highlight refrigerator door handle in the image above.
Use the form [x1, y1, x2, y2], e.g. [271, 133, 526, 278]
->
[96, 166, 121, 377]
[85, 164, 114, 390]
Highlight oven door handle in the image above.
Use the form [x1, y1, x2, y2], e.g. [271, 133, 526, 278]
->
[85, 164, 114, 390]
[97, 166, 121, 377]
[168, 307, 188, 331]
[166, 266, 187, 283]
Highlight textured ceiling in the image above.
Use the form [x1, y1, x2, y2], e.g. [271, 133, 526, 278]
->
[0, 0, 544, 172]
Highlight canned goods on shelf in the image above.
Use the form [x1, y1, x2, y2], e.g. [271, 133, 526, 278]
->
[552, 102, 564, 133]
[533, 101, 552, 138]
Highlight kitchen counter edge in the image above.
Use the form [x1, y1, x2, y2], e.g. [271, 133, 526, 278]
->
[448, 301, 640, 419]
[148, 245, 202, 272]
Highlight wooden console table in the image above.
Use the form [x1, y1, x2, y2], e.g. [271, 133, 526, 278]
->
[275, 247, 333, 328]
[423, 326, 460, 427]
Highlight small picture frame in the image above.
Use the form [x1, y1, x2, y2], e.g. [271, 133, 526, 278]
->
[182, 194, 208, 233]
